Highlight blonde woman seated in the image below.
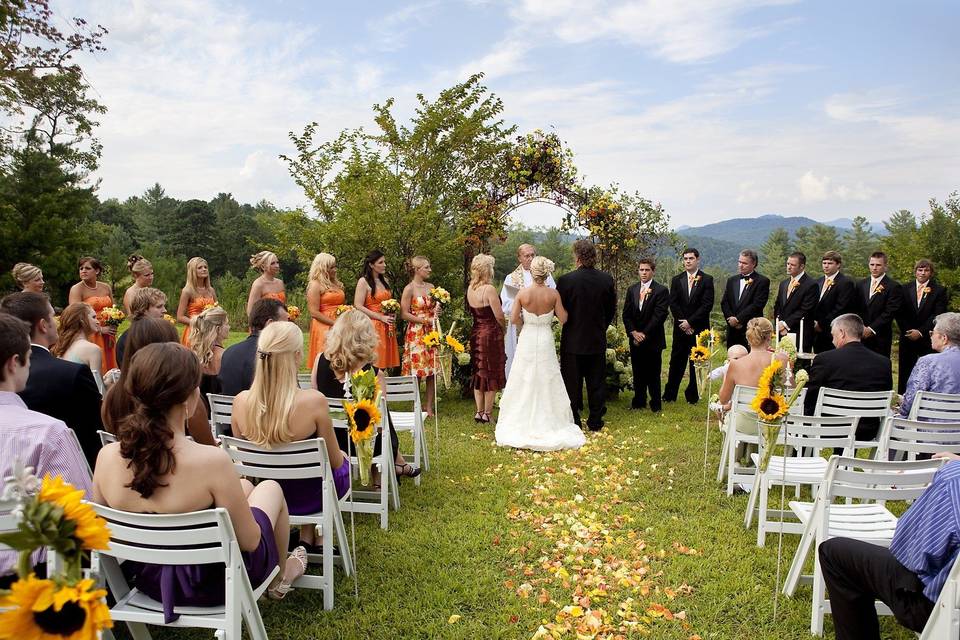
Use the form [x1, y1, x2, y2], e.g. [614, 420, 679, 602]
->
[52, 302, 103, 376]
[231, 321, 350, 550]
[188, 305, 230, 413]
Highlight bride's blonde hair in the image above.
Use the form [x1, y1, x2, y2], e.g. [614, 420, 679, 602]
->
[530, 256, 554, 283]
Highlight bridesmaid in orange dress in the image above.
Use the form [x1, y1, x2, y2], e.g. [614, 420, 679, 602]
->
[354, 250, 400, 370]
[246, 251, 286, 317]
[122, 254, 154, 316]
[12, 262, 44, 292]
[68, 256, 117, 371]
[176, 256, 217, 347]
[401, 256, 438, 416]
[306, 252, 345, 368]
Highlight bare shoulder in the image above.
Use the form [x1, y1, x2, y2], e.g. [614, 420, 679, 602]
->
[296, 388, 329, 411]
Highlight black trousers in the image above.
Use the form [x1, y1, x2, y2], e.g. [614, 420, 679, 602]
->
[560, 351, 606, 429]
[818, 537, 934, 640]
[664, 331, 698, 402]
[630, 345, 663, 409]
[898, 336, 932, 393]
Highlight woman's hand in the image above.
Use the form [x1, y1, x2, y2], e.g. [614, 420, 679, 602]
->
[381, 314, 395, 326]
[101, 324, 117, 336]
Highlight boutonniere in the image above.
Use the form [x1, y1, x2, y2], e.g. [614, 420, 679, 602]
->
[874, 284, 884, 295]
[744, 278, 753, 287]
[640, 287, 652, 299]
[692, 275, 701, 285]
[923, 286, 932, 295]
[789, 280, 800, 292]
[824, 279, 834, 291]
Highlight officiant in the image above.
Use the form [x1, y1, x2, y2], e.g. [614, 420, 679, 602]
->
[500, 243, 555, 377]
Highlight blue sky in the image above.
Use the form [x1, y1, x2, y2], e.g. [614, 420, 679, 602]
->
[64, 0, 959, 229]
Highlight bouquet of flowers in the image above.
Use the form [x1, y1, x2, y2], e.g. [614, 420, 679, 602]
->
[333, 304, 353, 318]
[343, 370, 381, 487]
[162, 313, 177, 325]
[287, 305, 301, 321]
[751, 361, 809, 472]
[380, 298, 400, 337]
[429, 286, 451, 306]
[0, 463, 113, 639]
[689, 329, 722, 393]
[98, 305, 125, 327]
[776, 334, 797, 365]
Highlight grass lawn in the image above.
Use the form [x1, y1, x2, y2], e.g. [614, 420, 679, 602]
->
[138, 385, 917, 640]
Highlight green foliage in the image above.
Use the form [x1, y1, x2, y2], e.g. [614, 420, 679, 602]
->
[213, 271, 257, 330]
[793, 224, 842, 266]
[882, 209, 921, 281]
[490, 224, 575, 282]
[841, 216, 878, 279]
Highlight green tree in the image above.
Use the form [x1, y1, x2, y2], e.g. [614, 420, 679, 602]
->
[842, 216, 879, 279]
[87, 222, 135, 289]
[917, 192, 960, 305]
[759, 227, 791, 276]
[209, 192, 266, 277]
[130, 183, 179, 245]
[882, 209, 920, 281]
[161, 199, 215, 261]
[794, 224, 843, 269]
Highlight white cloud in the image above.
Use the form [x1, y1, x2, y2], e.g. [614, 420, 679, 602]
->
[797, 171, 877, 204]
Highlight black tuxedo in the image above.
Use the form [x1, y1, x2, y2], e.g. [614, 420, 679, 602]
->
[896, 280, 948, 393]
[813, 272, 856, 353]
[622, 280, 669, 410]
[664, 269, 714, 403]
[556, 266, 616, 429]
[803, 341, 892, 441]
[856, 275, 902, 358]
[219, 332, 259, 397]
[18, 345, 103, 469]
[773, 272, 818, 353]
[720, 271, 771, 348]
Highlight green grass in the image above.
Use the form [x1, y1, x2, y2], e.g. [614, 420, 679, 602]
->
[131, 388, 918, 640]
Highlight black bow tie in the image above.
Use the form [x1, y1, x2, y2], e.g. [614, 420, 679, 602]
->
[741, 273, 753, 280]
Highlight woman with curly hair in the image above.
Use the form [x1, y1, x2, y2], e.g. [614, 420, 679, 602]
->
[189, 305, 230, 413]
[52, 302, 103, 376]
[175, 256, 217, 347]
[122, 254, 155, 316]
[11, 262, 44, 292]
[246, 250, 286, 316]
[466, 253, 506, 424]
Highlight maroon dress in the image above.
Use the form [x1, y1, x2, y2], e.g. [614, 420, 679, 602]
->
[468, 304, 506, 391]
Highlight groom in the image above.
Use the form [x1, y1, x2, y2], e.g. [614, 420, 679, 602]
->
[557, 240, 617, 431]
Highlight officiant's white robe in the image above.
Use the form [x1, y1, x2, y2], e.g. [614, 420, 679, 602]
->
[500, 269, 556, 378]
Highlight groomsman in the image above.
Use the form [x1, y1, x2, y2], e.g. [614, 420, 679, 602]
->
[773, 252, 818, 353]
[812, 251, 855, 353]
[720, 249, 770, 349]
[896, 258, 948, 392]
[622, 258, 669, 412]
[856, 251, 902, 358]
[663, 248, 714, 404]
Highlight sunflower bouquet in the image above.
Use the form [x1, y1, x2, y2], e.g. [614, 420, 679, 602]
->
[0, 463, 112, 639]
[343, 369, 382, 486]
[689, 328, 722, 394]
[162, 313, 177, 325]
[380, 298, 400, 337]
[751, 361, 809, 472]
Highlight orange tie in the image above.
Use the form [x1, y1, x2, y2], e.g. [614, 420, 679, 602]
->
[917, 284, 924, 304]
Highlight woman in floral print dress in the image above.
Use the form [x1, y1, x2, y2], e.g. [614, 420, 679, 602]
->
[401, 256, 439, 416]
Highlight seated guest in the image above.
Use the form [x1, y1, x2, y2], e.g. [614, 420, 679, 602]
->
[0, 292, 102, 468]
[116, 287, 167, 366]
[231, 321, 349, 550]
[51, 302, 103, 376]
[803, 313, 893, 442]
[219, 298, 287, 396]
[92, 342, 307, 613]
[188, 305, 229, 414]
[312, 309, 418, 482]
[708, 344, 748, 382]
[818, 458, 960, 640]
[0, 313, 92, 587]
[900, 312, 960, 419]
[103, 318, 216, 446]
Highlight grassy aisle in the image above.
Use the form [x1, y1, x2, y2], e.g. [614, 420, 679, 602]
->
[147, 393, 915, 640]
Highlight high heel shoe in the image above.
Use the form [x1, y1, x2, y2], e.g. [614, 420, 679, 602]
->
[474, 411, 483, 423]
[478, 412, 491, 424]
[268, 545, 308, 600]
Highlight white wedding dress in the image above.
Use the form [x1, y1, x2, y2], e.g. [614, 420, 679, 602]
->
[495, 309, 586, 451]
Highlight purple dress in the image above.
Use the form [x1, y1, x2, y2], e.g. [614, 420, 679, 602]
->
[469, 304, 506, 391]
[278, 459, 351, 515]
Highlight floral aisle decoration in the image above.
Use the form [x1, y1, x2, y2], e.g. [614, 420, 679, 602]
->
[603, 325, 633, 395]
[0, 464, 113, 640]
[379, 298, 400, 338]
[751, 361, 809, 472]
[689, 329, 722, 394]
[422, 321, 466, 389]
[343, 370, 381, 487]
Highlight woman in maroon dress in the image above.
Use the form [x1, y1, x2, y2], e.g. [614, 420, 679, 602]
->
[466, 254, 506, 424]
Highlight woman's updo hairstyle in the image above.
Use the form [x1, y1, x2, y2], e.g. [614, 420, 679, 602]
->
[324, 309, 377, 378]
[127, 254, 153, 277]
[119, 343, 201, 498]
[406, 256, 429, 277]
[745, 317, 775, 347]
[530, 256, 555, 283]
[12, 263, 42, 288]
[250, 251, 277, 273]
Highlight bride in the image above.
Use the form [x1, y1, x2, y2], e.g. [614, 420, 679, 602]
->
[496, 257, 586, 451]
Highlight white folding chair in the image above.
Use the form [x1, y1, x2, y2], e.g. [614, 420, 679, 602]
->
[908, 390, 960, 422]
[98, 429, 118, 447]
[297, 373, 313, 390]
[875, 417, 960, 461]
[91, 505, 279, 640]
[814, 387, 894, 452]
[384, 375, 429, 485]
[0, 497, 17, 609]
[219, 436, 353, 610]
[921, 553, 960, 639]
[780, 456, 943, 636]
[207, 393, 236, 438]
[327, 396, 399, 530]
[744, 414, 858, 546]
[91, 369, 105, 396]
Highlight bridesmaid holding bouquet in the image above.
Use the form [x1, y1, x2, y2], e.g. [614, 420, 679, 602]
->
[306, 252, 345, 367]
[247, 250, 286, 315]
[122, 254, 154, 316]
[176, 256, 217, 347]
[401, 256, 438, 415]
[68, 256, 118, 371]
[354, 250, 400, 370]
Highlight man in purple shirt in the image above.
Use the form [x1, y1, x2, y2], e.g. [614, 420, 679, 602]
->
[0, 312, 92, 583]
[899, 312, 960, 419]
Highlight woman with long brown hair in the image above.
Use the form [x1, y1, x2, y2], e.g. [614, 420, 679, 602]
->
[306, 252, 344, 367]
[188, 305, 230, 413]
[354, 249, 399, 370]
[52, 302, 103, 375]
[68, 256, 117, 370]
[175, 256, 217, 347]
[122, 254, 155, 316]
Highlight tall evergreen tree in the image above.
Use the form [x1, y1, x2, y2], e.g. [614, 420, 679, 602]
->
[842, 216, 878, 279]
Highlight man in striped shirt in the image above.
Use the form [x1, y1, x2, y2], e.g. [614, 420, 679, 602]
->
[818, 459, 960, 639]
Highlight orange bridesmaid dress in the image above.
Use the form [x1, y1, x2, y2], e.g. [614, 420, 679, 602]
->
[263, 291, 286, 304]
[180, 296, 217, 346]
[365, 289, 400, 370]
[86, 295, 117, 371]
[307, 289, 345, 366]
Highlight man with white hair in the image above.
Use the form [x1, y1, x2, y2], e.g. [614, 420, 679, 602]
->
[500, 243, 555, 378]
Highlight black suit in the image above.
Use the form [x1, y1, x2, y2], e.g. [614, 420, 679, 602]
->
[218, 333, 259, 397]
[773, 272, 818, 353]
[622, 280, 669, 410]
[18, 345, 103, 469]
[856, 275, 902, 358]
[720, 271, 771, 348]
[812, 272, 856, 353]
[896, 280, 948, 393]
[556, 266, 616, 429]
[803, 341, 892, 441]
[664, 270, 714, 403]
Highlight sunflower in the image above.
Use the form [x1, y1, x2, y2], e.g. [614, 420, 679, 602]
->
[0, 575, 112, 640]
[38, 475, 110, 551]
[751, 392, 789, 422]
[444, 335, 465, 353]
[345, 399, 380, 444]
[421, 331, 441, 348]
[756, 359, 784, 395]
[689, 345, 711, 363]
[695, 329, 717, 348]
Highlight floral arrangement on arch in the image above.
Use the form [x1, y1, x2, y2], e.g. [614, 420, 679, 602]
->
[507, 129, 572, 193]
[458, 197, 508, 250]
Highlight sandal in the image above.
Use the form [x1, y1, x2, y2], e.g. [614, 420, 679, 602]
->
[479, 412, 491, 424]
[395, 462, 421, 479]
[474, 411, 483, 423]
[268, 545, 307, 600]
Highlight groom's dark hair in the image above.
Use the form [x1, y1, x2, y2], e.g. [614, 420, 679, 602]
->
[573, 240, 597, 268]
